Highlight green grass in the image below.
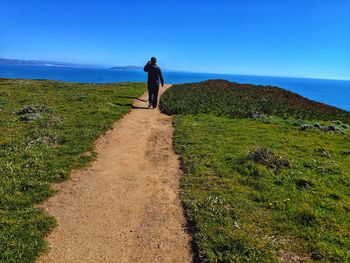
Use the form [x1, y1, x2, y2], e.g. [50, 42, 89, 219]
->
[160, 80, 350, 262]
[0, 78, 146, 262]
[174, 115, 350, 262]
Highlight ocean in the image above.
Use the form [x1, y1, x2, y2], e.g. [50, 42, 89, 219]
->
[0, 64, 349, 111]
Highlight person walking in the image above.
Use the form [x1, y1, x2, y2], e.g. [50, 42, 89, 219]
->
[143, 57, 164, 108]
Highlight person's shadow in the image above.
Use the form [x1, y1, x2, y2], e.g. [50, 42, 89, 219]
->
[115, 96, 147, 102]
[114, 102, 150, 109]
[114, 96, 150, 109]
[132, 105, 151, 109]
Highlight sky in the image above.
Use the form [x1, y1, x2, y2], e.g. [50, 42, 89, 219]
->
[0, 0, 349, 79]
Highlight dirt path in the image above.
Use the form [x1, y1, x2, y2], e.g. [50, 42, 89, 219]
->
[38, 85, 193, 263]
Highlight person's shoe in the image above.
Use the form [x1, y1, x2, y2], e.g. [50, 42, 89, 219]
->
[148, 103, 152, 108]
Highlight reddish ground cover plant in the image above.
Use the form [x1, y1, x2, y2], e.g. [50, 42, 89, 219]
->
[160, 80, 350, 123]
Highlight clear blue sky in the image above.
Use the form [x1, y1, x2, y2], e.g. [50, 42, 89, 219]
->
[1, 0, 349, 79]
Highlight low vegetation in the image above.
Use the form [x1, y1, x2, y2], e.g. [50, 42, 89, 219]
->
[160, 80, 350, 262]
[248, 147, 290, 170]
[0, 78, 145, 262]
[160, 80, 350, 123]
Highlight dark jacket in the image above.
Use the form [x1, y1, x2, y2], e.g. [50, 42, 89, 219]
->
[144, 62, 164, 86]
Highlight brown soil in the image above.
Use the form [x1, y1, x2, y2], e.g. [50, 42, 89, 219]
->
[37, 85, 193, 263]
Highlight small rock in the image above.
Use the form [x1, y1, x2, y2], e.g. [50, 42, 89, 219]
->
[233, 222, 240, 229]
[313, 123, 322, 129]
[15, 104, 49, 115]
[251, 113, 267, 119]
[299, 124, 311, 131]
[316, 147, 331, 158]
[19, 113, 42, 121]
[327, 125, 336, 131]
[332, 120, 342, 125]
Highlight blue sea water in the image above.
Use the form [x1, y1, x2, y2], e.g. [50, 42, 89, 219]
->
[0, 64, 349, 111]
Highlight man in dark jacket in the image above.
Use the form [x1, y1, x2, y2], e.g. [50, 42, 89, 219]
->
[143, 57, 164, 108]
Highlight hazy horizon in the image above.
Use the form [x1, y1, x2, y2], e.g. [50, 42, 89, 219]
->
[2, 57, 350, 81]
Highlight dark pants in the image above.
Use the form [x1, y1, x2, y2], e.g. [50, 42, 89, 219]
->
[148, 83, 159, 107]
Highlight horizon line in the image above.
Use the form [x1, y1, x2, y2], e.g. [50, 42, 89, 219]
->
[1, 57, 349, 82]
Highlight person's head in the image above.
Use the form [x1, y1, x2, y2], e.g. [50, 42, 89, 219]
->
[150, 57, 157, 65]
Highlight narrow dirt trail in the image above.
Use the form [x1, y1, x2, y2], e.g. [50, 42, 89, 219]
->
[38, 85, 193, 263]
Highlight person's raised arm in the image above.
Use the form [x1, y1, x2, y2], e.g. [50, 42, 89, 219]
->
[158, 67, 164, 87]
[144, 61, 151, 72]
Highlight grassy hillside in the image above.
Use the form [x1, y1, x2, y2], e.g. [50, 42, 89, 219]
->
[160, 80, 350, 262]
[160, 80, 350, 123]
[0, 78, 146, 263]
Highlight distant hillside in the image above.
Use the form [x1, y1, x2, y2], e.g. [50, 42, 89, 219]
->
[1, 58, 159, 72]
[0, 58, 99, 68]
[110, 66, 142, 71]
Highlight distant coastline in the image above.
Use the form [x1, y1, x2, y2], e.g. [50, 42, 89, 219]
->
[0, 58, 143, 70]
[110, 66, 142, 71]
[2, 58, 349, 81]
[0, 58, 93, 68]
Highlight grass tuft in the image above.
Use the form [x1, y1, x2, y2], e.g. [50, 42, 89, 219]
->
[248, 147, 290, 170]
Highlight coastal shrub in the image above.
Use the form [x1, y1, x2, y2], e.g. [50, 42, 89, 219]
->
[248, 147, 290, 170]
[299, 120, 349, 133]
[15, 105, 53, 121]
[15, 104, 51, 115]
[160, 80, 350, 123]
